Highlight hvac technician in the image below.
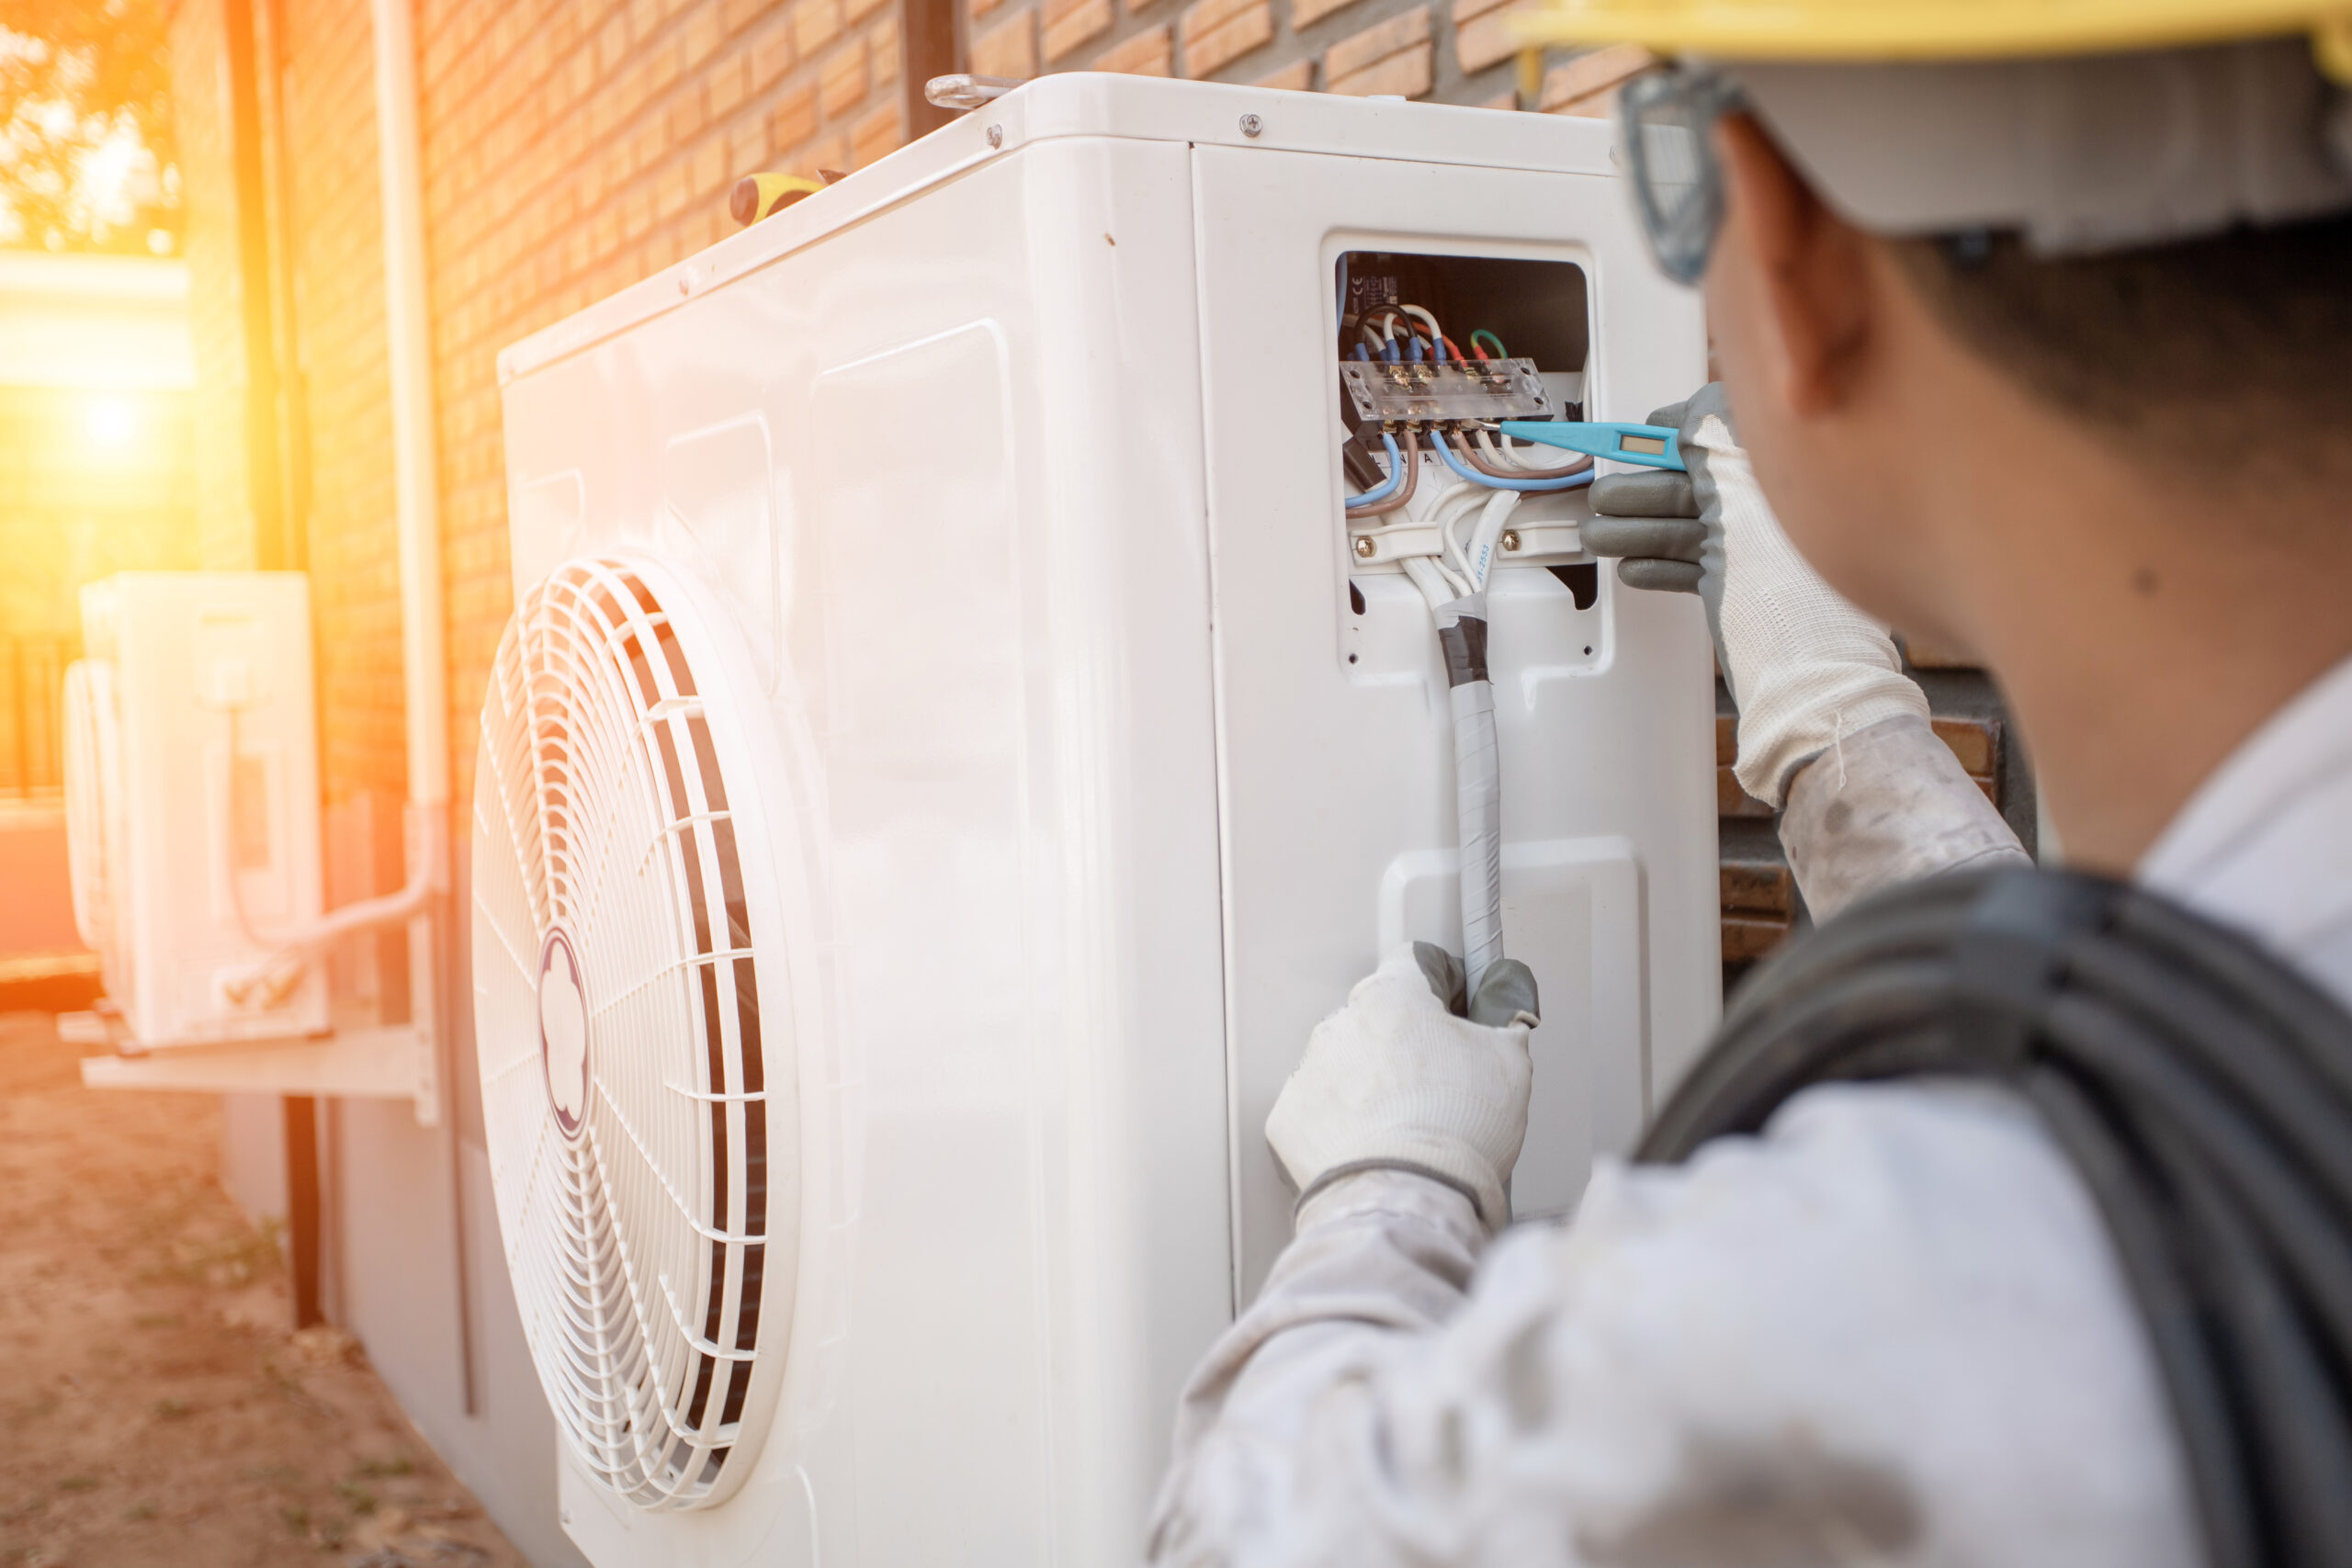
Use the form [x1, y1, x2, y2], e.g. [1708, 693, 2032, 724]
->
[1148, 4, 2352, 1565]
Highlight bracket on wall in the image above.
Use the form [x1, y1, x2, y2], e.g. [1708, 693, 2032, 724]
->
[71, 1016, 441, 1125]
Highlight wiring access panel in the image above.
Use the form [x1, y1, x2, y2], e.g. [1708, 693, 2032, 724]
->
[1335, 251, 1600, 609]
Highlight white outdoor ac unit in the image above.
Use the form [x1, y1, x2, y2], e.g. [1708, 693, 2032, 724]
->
[479, 76, 1717, 1568]
[64, 572, 329, 1047]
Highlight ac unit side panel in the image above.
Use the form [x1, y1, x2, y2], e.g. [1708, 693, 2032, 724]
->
[494, 136, 1229, 1568]
[1187, 144, 1721, 1300]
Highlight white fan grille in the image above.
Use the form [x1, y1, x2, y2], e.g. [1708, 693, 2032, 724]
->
[471, 558, 784, 1510]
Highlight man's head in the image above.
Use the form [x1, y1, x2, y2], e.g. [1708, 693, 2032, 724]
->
[1698, 96, 2352, 649]
[1633, 35, 2352, 651]
[1523, 3, 2352, 862]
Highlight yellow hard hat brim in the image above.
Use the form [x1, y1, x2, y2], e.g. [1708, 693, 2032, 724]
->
[1510, 0, 2352, 66]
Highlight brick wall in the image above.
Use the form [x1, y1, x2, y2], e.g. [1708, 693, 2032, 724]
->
[280, 0, 409, 805]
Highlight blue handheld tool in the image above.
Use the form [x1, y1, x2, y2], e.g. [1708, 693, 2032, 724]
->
[1496, 420, 1686, 471]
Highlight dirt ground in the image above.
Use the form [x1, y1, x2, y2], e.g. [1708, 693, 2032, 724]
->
[0, 1012, 531, 1568]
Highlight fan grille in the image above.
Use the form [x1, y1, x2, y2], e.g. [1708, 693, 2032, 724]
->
[471, 558, 783, 1510]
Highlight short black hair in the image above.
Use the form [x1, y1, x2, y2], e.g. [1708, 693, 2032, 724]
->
[1890, 214, 2352, 494]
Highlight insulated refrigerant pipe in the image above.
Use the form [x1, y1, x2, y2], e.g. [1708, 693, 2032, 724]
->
[369, 0, 473, 1416]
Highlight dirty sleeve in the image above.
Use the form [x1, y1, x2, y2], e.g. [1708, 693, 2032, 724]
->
[1779, 711, 2030, 922]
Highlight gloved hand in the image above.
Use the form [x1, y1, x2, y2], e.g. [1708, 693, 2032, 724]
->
[1265, 943, 1538, 1232]
[1583, 384, 1928, 808]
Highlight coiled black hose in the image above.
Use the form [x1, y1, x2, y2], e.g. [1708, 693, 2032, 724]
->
[1637, 867, 2352, 1568]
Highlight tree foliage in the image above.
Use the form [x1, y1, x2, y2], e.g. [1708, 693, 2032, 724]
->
[0, 0, 179, 254]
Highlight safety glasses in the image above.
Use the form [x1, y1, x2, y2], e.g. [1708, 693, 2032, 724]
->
[1616, 67, 1748, 287]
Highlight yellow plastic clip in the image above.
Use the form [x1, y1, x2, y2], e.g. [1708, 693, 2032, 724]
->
[2314, 17, 2352, 85]
[729, 173, 829, 228]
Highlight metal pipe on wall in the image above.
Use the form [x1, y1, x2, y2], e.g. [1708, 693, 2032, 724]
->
[368, 0, 474, 1416]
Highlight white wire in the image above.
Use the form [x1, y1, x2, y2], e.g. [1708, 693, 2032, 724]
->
[1401, 555, 1458, 613]
[1476, 426, 1533, 472]
[1400, 304, 1445, 350]
[1463, 490, 1521, 592]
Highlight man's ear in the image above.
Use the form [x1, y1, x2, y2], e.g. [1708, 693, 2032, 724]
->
[1713, 113, 1875, 418]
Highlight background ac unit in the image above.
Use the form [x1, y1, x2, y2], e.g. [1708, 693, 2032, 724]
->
[479, 76, 1717, 1568]
[64, 572, 329, 1047]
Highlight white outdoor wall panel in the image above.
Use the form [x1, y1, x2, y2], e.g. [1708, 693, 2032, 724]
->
[486, 75, 1713, 1568]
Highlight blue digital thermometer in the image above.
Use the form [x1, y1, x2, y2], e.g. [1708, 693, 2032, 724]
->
[1497, 420, 1686, 471]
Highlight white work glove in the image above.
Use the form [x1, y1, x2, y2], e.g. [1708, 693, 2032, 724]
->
[1584, 383, 1928, 808]
[1265, 943, 1538, 1232]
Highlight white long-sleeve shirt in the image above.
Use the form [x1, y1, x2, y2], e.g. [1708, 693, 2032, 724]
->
[1149, 657, 2352, 1568]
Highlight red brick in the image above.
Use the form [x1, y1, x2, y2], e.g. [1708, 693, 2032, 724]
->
[1044, 0, 1114, 62]
[684, 3, 723, 65]
[770, 80, 820, 147]
[969, 11, 1037, 76]
[1095, 24, 1173, 74]
[1291, 0, 1361, 28]
[1179, 0, 1272, 77]
[1932, 716, 2000, 781]
[1255, 56, 1313, 89]
[870, 15, 899, 83]
[691, 128, 731, 197]
[1327, 40, 1430, 96]
[1539, 41, 1654, 112]
[1722, 914, 1790, 963]
[851, 101, 901, 165]
[1451, 0, 1528, 73]
[819, 42, 869, 116]
[1720, 861, 1792, 918]
[750, 18, 796, 87]
[707, 51, 751, 117]
[1716, 767, 1773, 819]
[793, 0, 843, 56]
[1899, 630, 1981, 669]
[1325, 5, 1428, 82]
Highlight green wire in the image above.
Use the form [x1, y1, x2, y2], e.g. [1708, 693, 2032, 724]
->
[1470, 329, 1508, 358]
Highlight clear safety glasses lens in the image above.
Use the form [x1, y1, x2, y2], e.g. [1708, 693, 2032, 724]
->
[1618, 70, 1743, 288]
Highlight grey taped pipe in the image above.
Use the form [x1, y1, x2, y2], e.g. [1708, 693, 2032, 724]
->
[1435, 593, 1504, 984]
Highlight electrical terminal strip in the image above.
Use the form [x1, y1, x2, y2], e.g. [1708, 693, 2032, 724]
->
[1339, 356, 1555, 438]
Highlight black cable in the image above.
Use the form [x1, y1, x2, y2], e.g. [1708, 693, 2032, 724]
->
[1639, 866, 2352, 1568]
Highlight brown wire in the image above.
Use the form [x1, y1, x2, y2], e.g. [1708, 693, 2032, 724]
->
[1449, 428, 1592, 481]
[1346, 429, 1421, 520]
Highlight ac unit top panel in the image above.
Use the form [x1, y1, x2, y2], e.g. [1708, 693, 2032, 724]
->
[496, 73, 1616, 386]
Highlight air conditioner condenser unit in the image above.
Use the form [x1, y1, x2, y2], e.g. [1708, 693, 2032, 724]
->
[65, 572, 329, 1048]
[478, 75, 1718, 1568]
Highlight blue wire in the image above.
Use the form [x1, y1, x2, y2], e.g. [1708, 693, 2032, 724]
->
[1352, 342, 1371, 361]
[1406, 333, 1423, 363]
[1382, 333, 1399, 363]
[1345, 433, 1408, 508]
[1435, 434, 1597, 492]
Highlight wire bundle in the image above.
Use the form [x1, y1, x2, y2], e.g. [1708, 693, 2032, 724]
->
[1640, 866, 2352, 1568]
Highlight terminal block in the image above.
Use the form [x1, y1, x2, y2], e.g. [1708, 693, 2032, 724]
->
[1339, 355, 1555, 439]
